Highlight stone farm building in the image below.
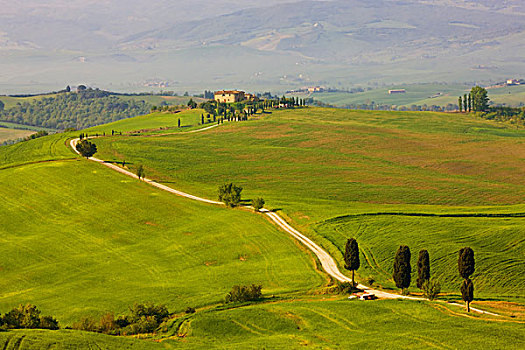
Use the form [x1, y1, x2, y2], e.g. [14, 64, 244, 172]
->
[214, 90, 244, 103]
[214, 90, 259, 103]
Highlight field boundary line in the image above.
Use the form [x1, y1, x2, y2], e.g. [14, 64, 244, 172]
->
[69, 136, 501, 317]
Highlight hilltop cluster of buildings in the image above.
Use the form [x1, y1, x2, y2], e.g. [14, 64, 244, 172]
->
[214, 90, 259, 103]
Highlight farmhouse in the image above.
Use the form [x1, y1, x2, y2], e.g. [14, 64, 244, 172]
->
[214, 90, 245, 103]
[506, 79, 520, 86]
[389, 89, 406, 94]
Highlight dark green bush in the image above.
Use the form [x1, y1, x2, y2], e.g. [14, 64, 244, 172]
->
[252, 197, 265, 211]
[2, 304, 58, 330]
[218, 183, 243, 207]
[225, 284, 263, 303]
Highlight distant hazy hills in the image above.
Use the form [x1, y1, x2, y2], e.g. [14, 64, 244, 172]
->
[1, 0, 524, 93]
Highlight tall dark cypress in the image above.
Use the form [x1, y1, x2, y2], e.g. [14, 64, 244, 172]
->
[458, 247, 475, 312]
[416, 250, 430, 289]
[393, 245, 411, 294]
[344, 238, 360, 286]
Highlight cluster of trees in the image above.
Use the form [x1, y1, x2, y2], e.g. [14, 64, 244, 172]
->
[76, 139, 98, 158]
[150, 104, 187, 113]
[458, 86, 489, 112]
[73, 303, 170, 336]
[225, 284, 263, 303]
[0, 89, 150, 130]
[0, 304, 58, 330]
[344, 239, 476, 310]
[478, 106, 525, 126]
[218, 183, 243, 207]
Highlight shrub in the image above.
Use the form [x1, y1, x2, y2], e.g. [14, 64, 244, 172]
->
[72, 316, 98, 332]
[2, 304, 58, 330]
[122, 316, 158, 335]
[218, 183, 243, 207]
[98, 312, 117, 334]
[422, 279, 441, 300]
[252, 197, 265, 211]
[128, 303, 169, 325]
[333, 281, 358, 294]
[366, 278, 375, 286]
[185, 307, 196, 314]
[225, 284, 262, 303]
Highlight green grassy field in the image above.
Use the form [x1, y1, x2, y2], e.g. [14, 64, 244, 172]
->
[0, 128, 35, 143]
[2, 297, 522, 349]
[301, 84, 525, 108]
[1, 107, 523, 348]
[88, 109, 210, 135]
[0, 159, 324, 325]
[314, 215, 524, 298]
[92, 108, 525, 299]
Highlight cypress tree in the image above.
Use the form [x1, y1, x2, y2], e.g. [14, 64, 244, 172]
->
[458, 247, 475, 312]
[458, 96, 462, 112]
[461, 279, 474, 312]
[463, 94, 468, 112]
[393, 245, 411, 294]
[468, 94, 472, 112]
[416, 250, 430, 289]
[344, 238, 360, 286]
[178, 118, 181, 128]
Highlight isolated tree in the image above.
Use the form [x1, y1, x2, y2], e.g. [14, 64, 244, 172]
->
[393, 245, 411, 294]
[461, 278, 474, 312]
[458, 247, 475, 312]
[343, 238, 360, 286]
[65, 85, 71, 92]
[422, 278, 441, 301]
[218, 183, 243, 207]
[77, 85, 87, 92]
[252, 197, 265, 211]
[0, 100, 4, 111]
[75, 140, 97, 158]
[416, 250, 430, 289]
[187, 98, 197, 109]
[463, 94, 468, 112]
[470, 86, 489, 112]
[136, 164, 145, 181]
[178, 118, 181, 128]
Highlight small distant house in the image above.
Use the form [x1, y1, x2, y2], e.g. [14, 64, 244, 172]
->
[506, 79, 519, 86]
[308, 86, 324, 93]
[214, 90, 245, 103]
[389, 89, 406, 94]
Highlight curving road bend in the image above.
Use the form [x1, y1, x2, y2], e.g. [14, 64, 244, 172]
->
[70, 136, 499, 316]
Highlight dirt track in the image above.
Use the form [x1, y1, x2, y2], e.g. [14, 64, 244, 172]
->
[70, 133, 499, 316]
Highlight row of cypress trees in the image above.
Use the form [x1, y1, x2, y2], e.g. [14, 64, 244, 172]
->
[343, 239, 476, 312]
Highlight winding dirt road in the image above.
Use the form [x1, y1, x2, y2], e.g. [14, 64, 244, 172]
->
[70, 134, 499, 316]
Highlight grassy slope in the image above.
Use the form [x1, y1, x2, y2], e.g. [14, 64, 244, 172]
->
[1, 299, 523, 349]
[93, 108, 525, 298]
[0, 128, 35, 143]
[0, 109, 523, 348]
[87, 109, 207, 134]
[0, 160, 323, 325]
[0, 133, 75, 169]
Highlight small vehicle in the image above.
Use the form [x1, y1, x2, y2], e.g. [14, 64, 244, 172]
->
[360, 293, 377, 300]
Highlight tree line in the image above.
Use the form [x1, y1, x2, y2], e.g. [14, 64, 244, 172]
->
[344, 239, 476, 311]
[0, 89, 150, 130]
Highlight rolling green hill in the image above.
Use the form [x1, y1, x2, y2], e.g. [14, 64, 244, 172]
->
[92, 108, 525, 299]
[1, 107, 523, 348]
